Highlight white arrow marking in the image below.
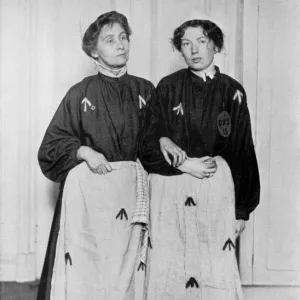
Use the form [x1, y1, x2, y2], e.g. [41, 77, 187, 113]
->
[233, 90, 243, 104]
[81, 97, 92, 112]
[173, 103, 184, 115]
[139, 95, 146, 109]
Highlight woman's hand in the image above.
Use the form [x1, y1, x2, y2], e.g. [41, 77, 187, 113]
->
[178, 156, 217, 179]
[77, 146, 112, 175]
[235, 220, 246, 238]
[159, 137, 187, 167]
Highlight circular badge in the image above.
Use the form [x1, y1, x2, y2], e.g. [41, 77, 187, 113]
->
[217, 111, 231, 137]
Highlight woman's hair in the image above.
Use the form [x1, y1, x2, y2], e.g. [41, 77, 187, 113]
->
[171, 19, 224, 52]
[82, 11, 132, 58]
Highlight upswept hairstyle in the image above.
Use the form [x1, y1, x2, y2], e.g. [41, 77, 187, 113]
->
[82, 11, 132, 58]
[171, 19, 224, 52]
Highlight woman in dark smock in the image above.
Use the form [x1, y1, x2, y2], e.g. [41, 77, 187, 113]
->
[37, 11, 153, 300]
[140, 19, 260, 300]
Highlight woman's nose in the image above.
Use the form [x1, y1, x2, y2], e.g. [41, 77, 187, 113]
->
[191, 44, 199, 54]
[117, 40, 125, 49]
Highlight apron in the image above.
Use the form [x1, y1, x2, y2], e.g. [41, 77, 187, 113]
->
[50, 161, 149, 300]
[145, 156, 243, 300]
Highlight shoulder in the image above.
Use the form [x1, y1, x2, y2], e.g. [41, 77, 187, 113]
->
[220, 73, 246, 94]
[219, 73, 248, 107]
[157, 69, 188, 89]
[67, 75, 98, 97]
[62, 75, 98, 106]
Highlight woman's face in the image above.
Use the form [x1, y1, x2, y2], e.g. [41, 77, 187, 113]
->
[180, 26, 215, 71]
[91, 22, 129, 69]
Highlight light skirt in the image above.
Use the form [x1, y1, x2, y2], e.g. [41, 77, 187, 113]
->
[50, 162, 143, 300]
[145, 156, 243, 300]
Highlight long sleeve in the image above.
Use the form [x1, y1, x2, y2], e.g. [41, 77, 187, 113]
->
[139, 83, 182, 176]
[229, 96, 260, 220]
[38, 89, 82, 183]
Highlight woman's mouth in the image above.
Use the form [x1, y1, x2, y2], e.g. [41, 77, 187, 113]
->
[192, 58, 202, 63]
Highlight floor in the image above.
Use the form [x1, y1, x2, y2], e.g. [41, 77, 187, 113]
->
[0, 281, 39, 300]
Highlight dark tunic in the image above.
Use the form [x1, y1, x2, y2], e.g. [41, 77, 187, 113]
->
[140, 67, 260, 221]
[37, 72, 154, 300]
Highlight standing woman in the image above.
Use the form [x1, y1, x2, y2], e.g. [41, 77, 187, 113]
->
[37, 11, 153, 300]
[140, 19, 260, 299]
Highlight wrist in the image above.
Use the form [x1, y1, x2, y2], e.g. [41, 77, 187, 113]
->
[77, 146, 91, 161]
[159, 136, 168, 143]
[177, 159, 189, 173]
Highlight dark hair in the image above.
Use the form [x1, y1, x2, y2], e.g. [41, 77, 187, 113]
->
[171, 19, 224, 52]
[82, 11, 132, 58]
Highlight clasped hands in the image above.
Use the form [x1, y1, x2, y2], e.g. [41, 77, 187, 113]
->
[159, 137, 217, 179]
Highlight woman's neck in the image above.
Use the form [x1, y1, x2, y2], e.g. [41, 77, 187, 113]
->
[94, 59, 127, 78]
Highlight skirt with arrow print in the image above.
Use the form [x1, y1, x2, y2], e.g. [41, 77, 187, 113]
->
[50, 161, 148, 300]
[145, 156, 243, 300]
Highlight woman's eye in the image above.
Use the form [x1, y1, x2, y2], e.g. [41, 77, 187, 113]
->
[182, 42, 190, 47]
[107, 39, 114, 43]
[121, 35, 127, 40]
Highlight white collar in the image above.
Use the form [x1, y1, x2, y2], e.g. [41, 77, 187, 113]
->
[93, 59, 127, 78]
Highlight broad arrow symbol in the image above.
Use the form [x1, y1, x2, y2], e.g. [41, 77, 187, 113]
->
[81, 97, 92, 112]
[137, 262, 146, 271]
[185, 197, 196, 207]
[139, 95, 146, 109]
[222, 238, 235, 251]
[233, 90, 243, 104]
[65, 252, 72, 266]
[186, 277, 199, 289]
[116, 208, 128, 220]
[173, 103, 184, 115]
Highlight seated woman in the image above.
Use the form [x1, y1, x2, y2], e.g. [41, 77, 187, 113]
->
[37, 11, 153, 300]
[140, 18, 260, 300]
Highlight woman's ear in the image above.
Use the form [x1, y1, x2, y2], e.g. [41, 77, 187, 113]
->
[214, 46, 220, 54]
[91, 49, 98, 59]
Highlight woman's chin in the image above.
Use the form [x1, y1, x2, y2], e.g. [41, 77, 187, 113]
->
[189, 64, 206, 72]
[113, 57, 129, 67]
